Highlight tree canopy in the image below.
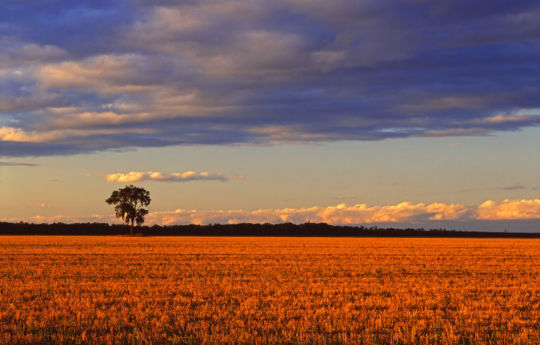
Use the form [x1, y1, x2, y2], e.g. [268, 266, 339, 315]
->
[105, 185, 151, 236]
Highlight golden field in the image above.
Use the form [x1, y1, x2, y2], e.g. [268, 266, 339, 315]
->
[0, 236, 538, 345]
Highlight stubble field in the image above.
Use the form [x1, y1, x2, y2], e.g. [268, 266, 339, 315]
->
[0, 236, 538, 345]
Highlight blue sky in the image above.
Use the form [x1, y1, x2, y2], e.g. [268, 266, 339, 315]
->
[1, 0, 539, 231]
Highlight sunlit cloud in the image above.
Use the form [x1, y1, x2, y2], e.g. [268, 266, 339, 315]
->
[144, 200, 540, 225]
[0, 125, 155, 143]
[317, 202, 468, 224]
[5, 200, 539, 228]
[476, 113, 540, 125]
[105, 171, 228, 183]
[0, 126, 37, 142]
[145, 201, 469, 226]
[475, 199, 540, 220]
[36, 54, 161, 95]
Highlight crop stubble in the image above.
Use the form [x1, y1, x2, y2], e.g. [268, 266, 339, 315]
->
[0, 236, 538, 344]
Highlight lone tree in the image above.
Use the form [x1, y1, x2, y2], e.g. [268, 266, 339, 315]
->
[106, 185, 151, 236]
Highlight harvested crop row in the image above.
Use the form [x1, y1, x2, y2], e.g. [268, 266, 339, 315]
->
[0, 236, 538, 344]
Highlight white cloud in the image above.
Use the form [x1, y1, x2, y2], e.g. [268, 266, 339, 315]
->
[475, 199, 540, 220]
[6, 199, 539, 227]
[145, 201, 469, 225]
[105, 171, 228, 183]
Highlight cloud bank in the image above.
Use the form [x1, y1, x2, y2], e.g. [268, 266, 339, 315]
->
[147, 201, 471, 226]
[1, 1, 539, 156]
[8, 200, 538, 231]
[147, 200, 540, 225]
[105, 171, 228, 183]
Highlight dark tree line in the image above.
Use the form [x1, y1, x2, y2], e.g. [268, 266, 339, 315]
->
[0, 222, 537, 238]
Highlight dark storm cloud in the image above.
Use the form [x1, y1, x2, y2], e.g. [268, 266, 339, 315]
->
[1, 0, 539, 157]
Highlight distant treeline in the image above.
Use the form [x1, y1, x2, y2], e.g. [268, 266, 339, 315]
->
[0, 222, 538, 237]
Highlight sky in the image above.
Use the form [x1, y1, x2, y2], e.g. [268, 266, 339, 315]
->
[1, 0, 539, 231]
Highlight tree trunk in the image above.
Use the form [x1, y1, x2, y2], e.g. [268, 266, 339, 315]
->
[130, 219, 134, 236]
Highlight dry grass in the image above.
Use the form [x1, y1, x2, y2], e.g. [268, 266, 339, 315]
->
[0, 236, 538, 344]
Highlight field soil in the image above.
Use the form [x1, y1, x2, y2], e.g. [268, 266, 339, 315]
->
[0, 236, 538, 344]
